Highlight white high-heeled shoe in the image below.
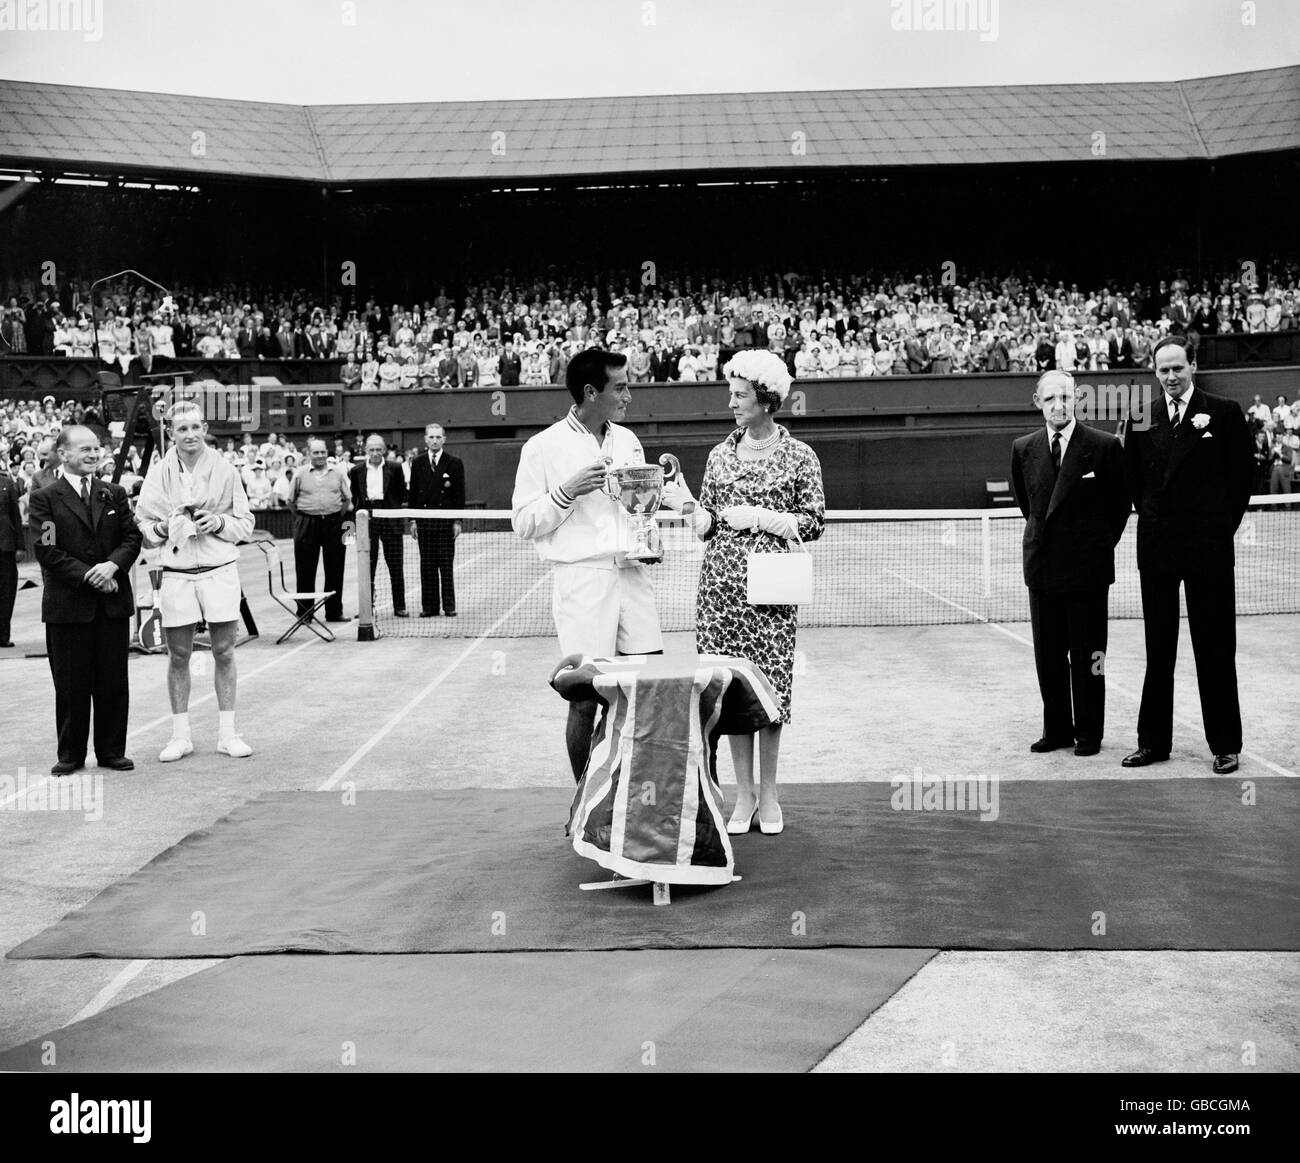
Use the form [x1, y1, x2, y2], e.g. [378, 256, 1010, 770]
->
[726, 800, 758, 835]
[757, 803, 784, 835]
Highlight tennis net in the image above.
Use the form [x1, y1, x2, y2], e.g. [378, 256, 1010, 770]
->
[355, 497, 1300, 640]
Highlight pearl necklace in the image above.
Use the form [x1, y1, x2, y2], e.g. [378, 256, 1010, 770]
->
[742, 427, 780, 451]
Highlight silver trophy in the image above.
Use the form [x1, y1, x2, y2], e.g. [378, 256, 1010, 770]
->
[605, 453, 681, 563]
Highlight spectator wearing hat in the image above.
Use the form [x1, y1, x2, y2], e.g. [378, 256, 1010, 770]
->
[246, 461, 274, 510]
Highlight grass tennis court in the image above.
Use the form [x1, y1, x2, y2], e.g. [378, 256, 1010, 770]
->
[1, 519, 1297, 1071]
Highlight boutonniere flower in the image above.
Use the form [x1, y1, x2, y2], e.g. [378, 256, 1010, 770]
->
[97, 489, 112, 502]
[1191, 413, 1210, 429]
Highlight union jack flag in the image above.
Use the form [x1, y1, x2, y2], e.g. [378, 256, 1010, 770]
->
[553, 654, 781, 885]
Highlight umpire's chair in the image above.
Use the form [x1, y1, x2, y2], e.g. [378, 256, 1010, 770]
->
[250, 530, 336, 644]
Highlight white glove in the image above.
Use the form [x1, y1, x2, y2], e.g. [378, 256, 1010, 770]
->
[720, 505, 800, 539]
[720, 504, 761, 530]
[168, 511, 197, 544]
[659, 478, 696, 511]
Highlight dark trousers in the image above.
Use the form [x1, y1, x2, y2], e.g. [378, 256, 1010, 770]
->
[46, 617, 130, 764]
[0, 549, 16, 642]
[293, 512, 345, 621]
[1137, 568, 1242, 755]
[368, 527, 407, 612]
[1028, 586, 1108, 745]
[416, 521, 456, 615]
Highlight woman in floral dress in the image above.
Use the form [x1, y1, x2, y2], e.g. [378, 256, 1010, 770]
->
[663, 350, 825, 836]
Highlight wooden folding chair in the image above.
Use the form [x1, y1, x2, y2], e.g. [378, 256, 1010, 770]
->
[250, 530, 335, 644]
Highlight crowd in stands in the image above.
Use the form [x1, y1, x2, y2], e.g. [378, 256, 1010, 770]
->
[0, 397, 432, 517]
[2, 262, 1297, 386]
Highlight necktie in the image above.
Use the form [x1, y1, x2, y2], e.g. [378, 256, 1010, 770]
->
[1170, 398, 1182, 428]
[1051, 433, 1062, 474]
[80, 476, 91, 510]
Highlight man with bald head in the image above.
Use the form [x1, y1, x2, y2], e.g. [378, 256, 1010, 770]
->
[29, 424, 142, 775]
[349, 433, 408, 617]
[1011, 371, 1130, 757]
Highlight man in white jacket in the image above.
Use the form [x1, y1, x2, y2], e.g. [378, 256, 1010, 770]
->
[135, 401, 256, 761]
[511, 348, 662, 780]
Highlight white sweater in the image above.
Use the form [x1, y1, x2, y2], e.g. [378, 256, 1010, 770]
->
[511, 408, 645, 566]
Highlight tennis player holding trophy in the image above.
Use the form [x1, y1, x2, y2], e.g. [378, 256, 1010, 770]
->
[512, 349, 688, 781]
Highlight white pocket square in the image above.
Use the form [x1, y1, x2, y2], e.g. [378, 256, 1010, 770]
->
[1201, 431, 1214, 439]
[1082, 471, 1095, 479]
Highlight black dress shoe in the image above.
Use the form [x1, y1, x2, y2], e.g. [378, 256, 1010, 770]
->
[419, 610, 437, 618]
[1121, 748, 1170, 768]
[1074, 740, 1101, 756]
[50, 761, 84, 777]
[444, 611, 457, 618]
[325, 617, 350, 624]
[97, 757, 134, 771]
[394, 609, 409, 618]
[0, 640, 14, 647]
[1212, 753, 1239, 774]
[1030, 736, 1074, 753]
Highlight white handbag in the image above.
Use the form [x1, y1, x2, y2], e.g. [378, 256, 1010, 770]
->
[746, 532, 813, 605]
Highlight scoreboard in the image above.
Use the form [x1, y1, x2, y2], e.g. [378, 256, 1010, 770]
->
[259, 385, 338, 434]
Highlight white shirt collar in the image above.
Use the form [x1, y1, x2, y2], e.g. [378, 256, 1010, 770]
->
[60, 466, 91, 489]
[1165, 386, 1194, 413]
[1046, 417, 1077, 445]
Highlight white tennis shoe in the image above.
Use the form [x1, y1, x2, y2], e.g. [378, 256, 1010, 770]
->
[217, 736, 253, 758]
[158, 737, 194, 763]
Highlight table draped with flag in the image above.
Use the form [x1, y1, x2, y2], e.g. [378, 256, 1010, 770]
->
[550, 653, 781, 885]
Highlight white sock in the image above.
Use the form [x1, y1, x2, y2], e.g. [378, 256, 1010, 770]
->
[219, 711, 236, 740]
[173, 713, 191, 741]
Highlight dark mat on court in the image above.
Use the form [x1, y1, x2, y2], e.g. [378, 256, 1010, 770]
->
[10, 781, 1299, 957]
[0, 947, 931, 1072]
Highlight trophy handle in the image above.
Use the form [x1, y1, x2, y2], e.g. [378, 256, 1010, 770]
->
[658, 453, 681, 482]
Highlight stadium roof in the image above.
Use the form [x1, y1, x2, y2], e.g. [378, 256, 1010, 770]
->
[1, 66, 1296, 184]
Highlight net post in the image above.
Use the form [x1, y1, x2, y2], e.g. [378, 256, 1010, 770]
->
[981, 512, 992, 621]
[356, 507, 375, 641]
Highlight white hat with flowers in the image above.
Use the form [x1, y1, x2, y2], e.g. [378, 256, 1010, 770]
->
[721, 349, 793, 401]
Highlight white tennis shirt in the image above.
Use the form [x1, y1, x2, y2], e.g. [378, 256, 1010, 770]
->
[512, 406, 646, 565]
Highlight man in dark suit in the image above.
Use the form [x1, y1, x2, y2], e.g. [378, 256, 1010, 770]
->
[28, 425, 142, 775]
[407, 423, 464, 617]
[1011, 371, 1131, 755]
[1121, 336, 1255, 773]
[0, 465, 22, 647]
[1108, 327, 1134, 370]
[498, 339, 522, 387]
[349, 433, 409, 617]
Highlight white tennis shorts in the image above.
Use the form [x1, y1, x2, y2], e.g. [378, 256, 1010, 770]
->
[551, 561, 662, 659]
[159, 561, 243, 628]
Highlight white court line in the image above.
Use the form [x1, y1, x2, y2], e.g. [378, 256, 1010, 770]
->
[318, 573, 550, 791]
[127, 637, 318, 739]
[886, 571, 1297, 778]
[64, 959, 151, 1026]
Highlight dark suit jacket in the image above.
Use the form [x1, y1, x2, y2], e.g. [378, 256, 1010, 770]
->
[1122, 386, 1254, 575]
[349, 461, 408, 510]
[28, 477, 141, 622]
[1011, 422, 1130, 592]
[408, 451, 465, 511]
[0, 472, 22, 552]
[498, 352, 522, 386]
